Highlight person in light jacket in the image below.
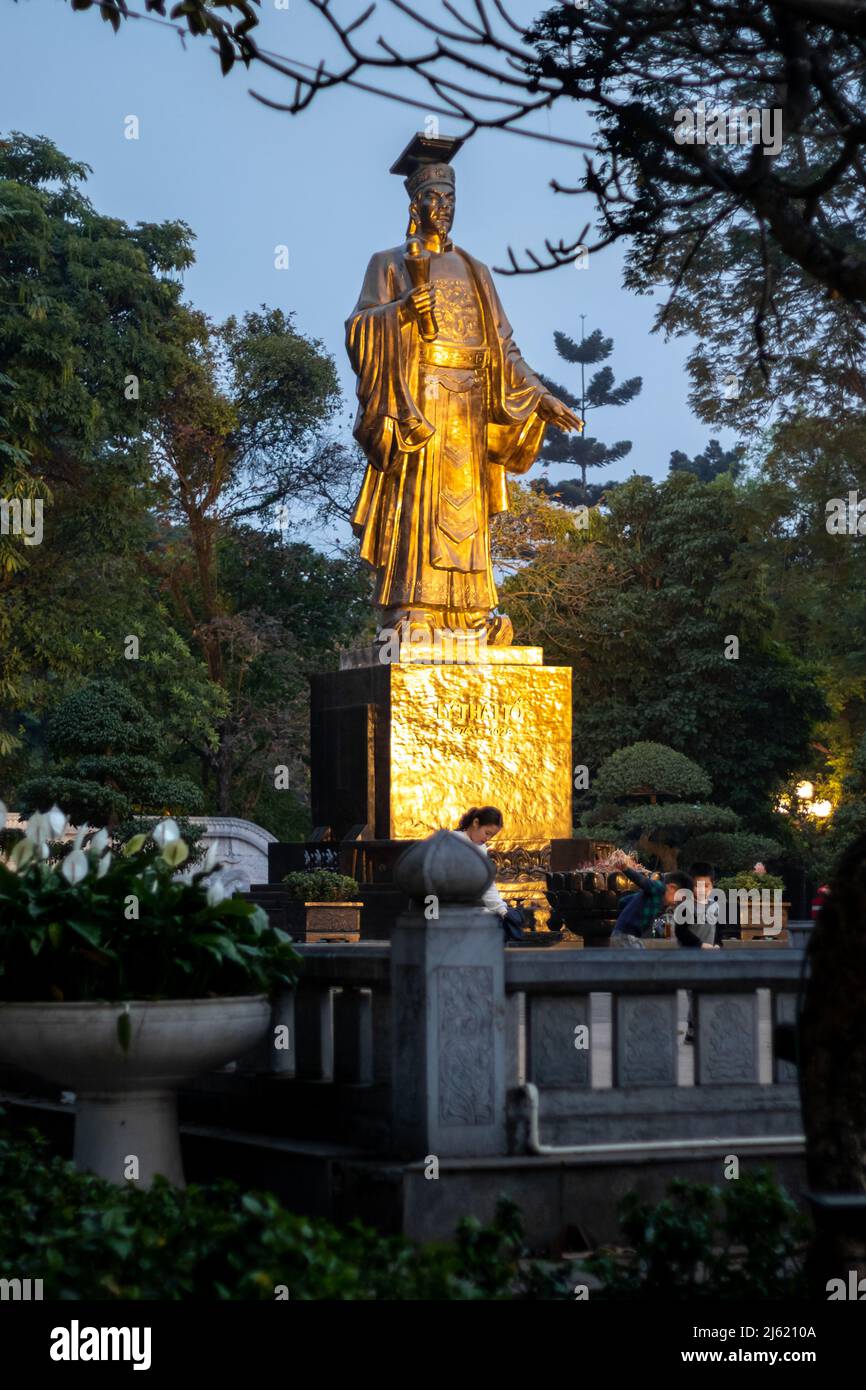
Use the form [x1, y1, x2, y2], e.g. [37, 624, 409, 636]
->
[453, 806, 525, 939]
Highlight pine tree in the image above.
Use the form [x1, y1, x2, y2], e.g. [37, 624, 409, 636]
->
[669, 440, 745, 483]
[536, 322, 642, 506]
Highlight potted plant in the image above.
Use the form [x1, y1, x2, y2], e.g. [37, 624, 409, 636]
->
[0, 804, 299, 1187]
[281, 870, 363, 941]
[715, 864, 789, 940]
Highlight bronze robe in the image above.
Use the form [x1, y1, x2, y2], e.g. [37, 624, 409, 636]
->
[346, 241, 548, 616]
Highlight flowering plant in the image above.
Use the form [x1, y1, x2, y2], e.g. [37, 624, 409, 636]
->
[0, 805, 299, 1003]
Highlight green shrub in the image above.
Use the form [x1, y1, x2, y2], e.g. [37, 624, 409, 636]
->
[594, 742, 712, 801]
[683, 831, 783, 874]
[581, 1169, 810, 1299]
[0, 1126, 571, 1300]
[281, 870, 361, 902]
[716, 871, 786, 893]
[0, 812, 299, 1001]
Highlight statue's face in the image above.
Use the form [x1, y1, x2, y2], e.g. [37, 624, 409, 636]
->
[413, 181, 455, 240]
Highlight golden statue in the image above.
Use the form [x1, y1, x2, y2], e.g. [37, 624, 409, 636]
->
[347, 133, 583, 646]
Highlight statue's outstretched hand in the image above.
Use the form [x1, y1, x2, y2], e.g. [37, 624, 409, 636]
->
[538, 393, 584, 433]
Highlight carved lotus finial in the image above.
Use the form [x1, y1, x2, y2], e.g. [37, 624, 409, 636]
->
[393, 829, 493, 904]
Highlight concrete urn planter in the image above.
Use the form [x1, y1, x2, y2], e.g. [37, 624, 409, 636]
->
[0, 995, 271, 1187]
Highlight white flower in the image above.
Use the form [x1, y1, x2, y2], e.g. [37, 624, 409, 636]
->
[72, 823, 91, 852]
[26, 811, 50, 846]
[203, 840, 219, 872]
[206, 875, 230, 907]
[61, 849, 89, 885]
[96, 851, 112, 878]
[0, 800, 6, 831]
[151, 818, 180, 849]
[46, 805, 68, 838]
[9, 837, 35, 871]
[89, 828, 109, 856]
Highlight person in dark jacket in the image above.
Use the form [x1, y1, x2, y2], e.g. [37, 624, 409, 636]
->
[678, 863, 721, 1043]
[610, 867, 693, 946]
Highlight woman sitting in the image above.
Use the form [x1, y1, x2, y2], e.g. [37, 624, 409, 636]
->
[453, 806, 525, 940]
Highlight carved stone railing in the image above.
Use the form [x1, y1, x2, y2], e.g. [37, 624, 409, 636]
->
[274, 918, 806, 1161]
[505, 950, 804, 1150]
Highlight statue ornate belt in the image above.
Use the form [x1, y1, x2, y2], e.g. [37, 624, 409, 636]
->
[420, 341, 488, 370]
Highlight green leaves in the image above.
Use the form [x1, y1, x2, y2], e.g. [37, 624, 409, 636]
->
[0, 1129, 575, 1300]
[594, 742, 712, 801]
[161, 838, 189, 869]
[0, 833, 300, 1003]
[581, 1169, 810, 1300]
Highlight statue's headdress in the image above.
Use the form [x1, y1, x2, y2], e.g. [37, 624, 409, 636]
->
[390, 131, 464, 200]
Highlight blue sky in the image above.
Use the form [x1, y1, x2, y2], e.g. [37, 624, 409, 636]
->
[2, 0, 735, 547]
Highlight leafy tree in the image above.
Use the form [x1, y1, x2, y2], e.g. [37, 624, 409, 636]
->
[76, 4, 866, 303]
[17, 678, 202, 827]
[810, 732, 866, 880]
[669, 441, 745, 485]
[149, 311, 364, 815]
[754, 416, 866, 779]
[503, 472, 828, 823]
[0, 131, 200, 758]
[537, 325, 641, 505]
[182, 526, 372, 835]
[0, 133, 369, 832]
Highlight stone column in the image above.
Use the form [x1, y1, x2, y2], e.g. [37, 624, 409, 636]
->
[389, 830, 507, 1159]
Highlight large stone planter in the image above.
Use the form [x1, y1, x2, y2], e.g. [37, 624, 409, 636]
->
[0, 996, 270, 1187]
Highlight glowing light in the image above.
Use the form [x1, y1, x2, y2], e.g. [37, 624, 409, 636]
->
[809, 800, 833, 819]
[795, 780, 814, 801]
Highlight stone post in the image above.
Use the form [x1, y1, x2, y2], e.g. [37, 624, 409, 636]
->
[389, 830, 507, 1159]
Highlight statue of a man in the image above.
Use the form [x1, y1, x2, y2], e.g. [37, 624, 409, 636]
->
[346, 133, 583, 646]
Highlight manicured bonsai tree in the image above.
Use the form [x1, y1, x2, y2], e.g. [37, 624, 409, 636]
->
[17, 678, 202, 830]
[581, 741, 779, 871]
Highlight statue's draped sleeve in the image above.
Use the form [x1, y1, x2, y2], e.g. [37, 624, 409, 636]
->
[346, 251, 433, 465]
[346, 250, 435, 560]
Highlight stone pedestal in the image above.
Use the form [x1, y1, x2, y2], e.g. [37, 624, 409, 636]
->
[310, 643, 572, 843]
[391, 903, 506, 1159]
